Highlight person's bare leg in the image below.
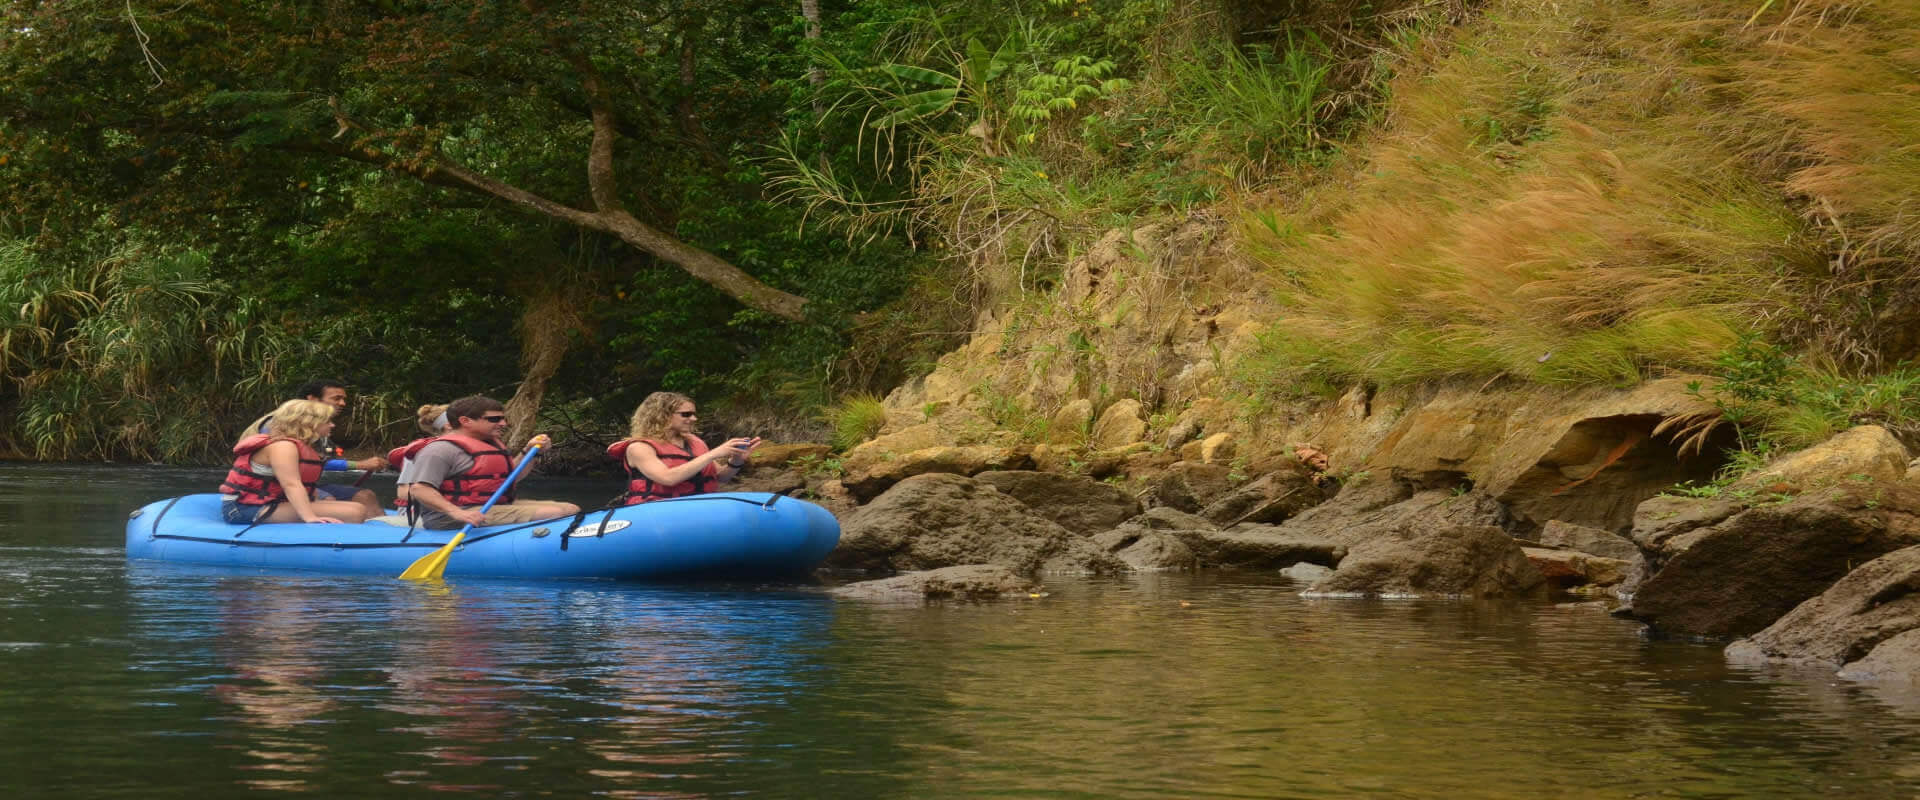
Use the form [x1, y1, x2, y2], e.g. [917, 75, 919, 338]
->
[259, 500, 369, 524]
[350, 488, 384, 518]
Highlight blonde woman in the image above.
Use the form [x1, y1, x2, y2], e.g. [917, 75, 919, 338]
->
[606, 392, 759, 505]
[219, 399, 370, 524]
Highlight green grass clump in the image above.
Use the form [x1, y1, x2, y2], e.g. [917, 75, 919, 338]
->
[825, 393, 889, 451]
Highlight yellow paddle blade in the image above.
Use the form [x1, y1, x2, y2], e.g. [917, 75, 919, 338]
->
[399, 531, 465, 581]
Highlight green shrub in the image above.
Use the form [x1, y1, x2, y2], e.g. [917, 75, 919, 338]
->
[825, 393, 889, 451]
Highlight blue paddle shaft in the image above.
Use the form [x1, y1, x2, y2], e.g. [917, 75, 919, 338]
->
[453, 444, 542, 536]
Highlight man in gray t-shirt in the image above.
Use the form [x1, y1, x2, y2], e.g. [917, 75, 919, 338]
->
[402, 395, 581, 529]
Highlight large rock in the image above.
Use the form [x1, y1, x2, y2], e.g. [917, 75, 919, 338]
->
[732, 467, 807, 497]
[1087, 507, 1214, 571]
[841, 422, 946, 474]
[1087, 506, 1337, 572]
[1521, 547, 1634, 588]
[1117, 506, 1217, 531]
[1199, 470, 1329, 527]
[1277, 476, 1512, 548]
[1090, 528, 1198, 571]
[973, 470, 1141, 534]
[1725, 545, 1920, 681]
[1306, 524, 1544, 598]
[1538, 519, 1641, 561]
[1838, 630, 1920, 684]
[1737, 424, 1908, 493]
[1626, 484, 1920, 639]
[747, 442, 834, 468]
[1139, 461, 1236, 513]
[1090, 398, 1148, 449]
[1280, 562, 1335, 584]
[841, 444, 1034, 501]
[830, 565, 1040, 602]
[1047, 399, 1093, 445]
[828, 473, 1125, 574]
[1199, 432, 1236, 464]
[1629, 494, 1744, 555]
[1166, 526, 1346, 569]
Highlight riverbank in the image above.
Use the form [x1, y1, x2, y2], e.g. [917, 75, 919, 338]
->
[717, 211, 1920, 688]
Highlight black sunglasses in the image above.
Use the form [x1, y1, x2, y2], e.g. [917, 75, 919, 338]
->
[479, 414, 508, 423]
[676, 411, 698, 418]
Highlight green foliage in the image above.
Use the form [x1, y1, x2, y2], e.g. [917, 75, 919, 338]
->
[1163, 38, 1332, 168]
[825, 394, 890, 451]
[0, 236, 294, 461]
[1691, 334, 1920, 461]
[1668, 329, 1920, 491]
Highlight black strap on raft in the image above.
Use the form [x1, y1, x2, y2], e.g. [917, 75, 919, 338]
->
[231, 501, 278, 539]
[148, 496, 187, 539]
[558, 508, 590, 551]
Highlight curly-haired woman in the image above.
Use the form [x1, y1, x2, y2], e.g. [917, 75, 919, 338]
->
[606, 392, 759, 505]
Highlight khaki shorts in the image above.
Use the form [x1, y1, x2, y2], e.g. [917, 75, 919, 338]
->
[423, 498, 575, 529]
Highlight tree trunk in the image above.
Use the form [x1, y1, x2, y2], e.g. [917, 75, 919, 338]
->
[801, 0, 825, 159]
[677, 21, 714, 153]
[502, 287, 590, 449]
[801, 0, 823, 94]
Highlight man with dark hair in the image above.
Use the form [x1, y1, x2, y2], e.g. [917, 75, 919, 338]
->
[401, 395, 579, 529]
[242, 379, 386, 516]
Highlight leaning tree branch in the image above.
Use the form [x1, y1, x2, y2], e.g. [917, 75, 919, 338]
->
[322, 96, 809, 321]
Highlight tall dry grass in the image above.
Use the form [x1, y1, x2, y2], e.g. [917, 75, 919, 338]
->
[1237, 0, 1915, 393]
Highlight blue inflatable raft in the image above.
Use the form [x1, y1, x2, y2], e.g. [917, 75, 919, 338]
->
[125, 492, 841, 580]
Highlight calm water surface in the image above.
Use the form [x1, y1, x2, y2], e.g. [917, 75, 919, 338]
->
[4, 462, 1920, 798]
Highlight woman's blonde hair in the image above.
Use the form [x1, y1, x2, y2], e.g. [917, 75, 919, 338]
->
[264, 399, 336, 443]
[628, 391, 694, 441]
[416, 403, 450, 434]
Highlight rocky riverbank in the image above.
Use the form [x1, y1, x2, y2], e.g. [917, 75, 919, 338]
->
[728, 223, 1920, 688]
[740, 420, 1920, 686]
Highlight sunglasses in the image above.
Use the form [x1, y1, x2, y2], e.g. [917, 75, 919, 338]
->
[676, 411, 698, 418]
[479, 414, 508, 423]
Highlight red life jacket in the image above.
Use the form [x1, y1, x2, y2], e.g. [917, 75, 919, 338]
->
[220, 434, 325, 506]
[421, 434, 517, 506]
[388, 437, 433, 508]
[607, 436, 715, 505]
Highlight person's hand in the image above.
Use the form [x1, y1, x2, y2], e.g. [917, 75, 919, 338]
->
[720, 437, 759, 467]
[354, 455, 388, 471]
[527, 434, 552, 450]
[451, 508, 487, 526]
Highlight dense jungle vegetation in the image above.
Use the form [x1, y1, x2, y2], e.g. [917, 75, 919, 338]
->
[2, 0, 1916, 467]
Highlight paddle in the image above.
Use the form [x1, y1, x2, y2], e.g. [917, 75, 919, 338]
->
[399, 444, 542, 582]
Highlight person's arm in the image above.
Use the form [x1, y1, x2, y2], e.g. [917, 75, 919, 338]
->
[407, 483, 484, 527]
[262, 441, 342, 524]
[350, 454, 388, 471]
[628, 437, 750, 486]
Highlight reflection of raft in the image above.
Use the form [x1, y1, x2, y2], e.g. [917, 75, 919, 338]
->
[125, 492, 841, 580]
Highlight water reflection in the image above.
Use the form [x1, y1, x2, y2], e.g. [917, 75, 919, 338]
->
[208, 580, 338, 792]
[125, 564, 847, 797]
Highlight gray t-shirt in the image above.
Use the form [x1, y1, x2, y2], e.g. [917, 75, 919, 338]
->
[404, 439, 483, 528]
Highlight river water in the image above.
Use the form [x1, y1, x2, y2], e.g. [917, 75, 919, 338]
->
[4, 463, 1919, 798]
